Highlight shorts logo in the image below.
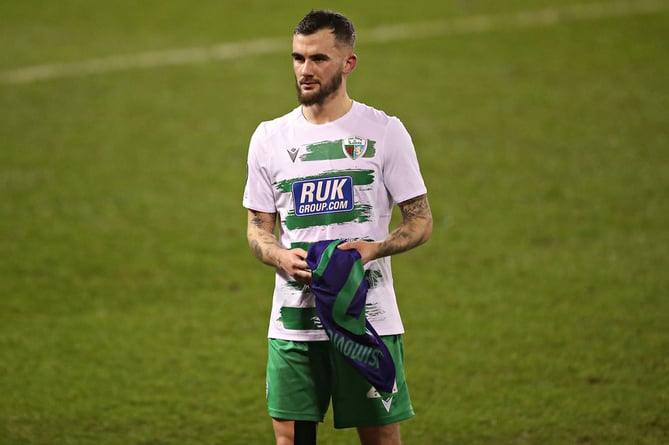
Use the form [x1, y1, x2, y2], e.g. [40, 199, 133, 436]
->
[343, 137, 367, 160]
[292, 176, 354, 216]
[366, 382, 399, 413]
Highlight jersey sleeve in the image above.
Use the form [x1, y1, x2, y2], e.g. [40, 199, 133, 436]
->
[242, 123, 277, 213]
[382, 117, 428, 204]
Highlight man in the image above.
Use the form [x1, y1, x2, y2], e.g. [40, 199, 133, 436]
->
[243, 9, 432, 445]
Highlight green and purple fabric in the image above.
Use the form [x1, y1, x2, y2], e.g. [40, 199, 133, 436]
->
[306, 240, 396, 393]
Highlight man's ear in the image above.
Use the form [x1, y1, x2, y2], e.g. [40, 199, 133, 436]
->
[343, 54, 358, 74]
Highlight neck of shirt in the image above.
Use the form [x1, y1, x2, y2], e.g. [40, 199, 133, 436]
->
[301, 96, 354, 125]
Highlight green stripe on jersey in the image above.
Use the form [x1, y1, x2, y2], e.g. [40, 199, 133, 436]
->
[274, 169, 375, 193]
[299, 139, 376, 161]
[278, 307, 322, 330]
[284, 204, 373, 230]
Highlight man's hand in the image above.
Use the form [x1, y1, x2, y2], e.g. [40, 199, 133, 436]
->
[337, 240, 380, 265]
[247, 209, 312, 284]
[276, 248, 312, 285]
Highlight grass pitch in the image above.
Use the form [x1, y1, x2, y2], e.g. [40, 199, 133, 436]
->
[1, 1, 668, 444]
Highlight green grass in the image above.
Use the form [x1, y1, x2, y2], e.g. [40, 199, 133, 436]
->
[2, 1, 668, 444]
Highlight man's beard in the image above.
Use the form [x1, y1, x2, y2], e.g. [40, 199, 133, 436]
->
[296, 69, 343, 106]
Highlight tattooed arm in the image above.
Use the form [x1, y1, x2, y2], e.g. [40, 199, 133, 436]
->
[246, 209, 311, 283]
[338, 194, 433, 264]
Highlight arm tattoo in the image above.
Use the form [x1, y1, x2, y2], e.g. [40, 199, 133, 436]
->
[250, 213, 265, 229]
[250, 239, 263, 262]
[400, 195, 431, 220]
[378, 195, 432, 258]
[247, 210, 282, 266]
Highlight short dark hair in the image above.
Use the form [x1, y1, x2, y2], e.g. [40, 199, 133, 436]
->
[294, 10, 356, 48]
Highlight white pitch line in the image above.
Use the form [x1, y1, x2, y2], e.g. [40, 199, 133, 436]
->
[364, 0, 669, 42]
[1, 0, 667, 85]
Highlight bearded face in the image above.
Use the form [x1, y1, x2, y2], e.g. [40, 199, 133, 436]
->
[296, 66, 344, 106]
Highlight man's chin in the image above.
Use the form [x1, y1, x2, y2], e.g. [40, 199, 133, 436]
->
[298, 92, 324, 106]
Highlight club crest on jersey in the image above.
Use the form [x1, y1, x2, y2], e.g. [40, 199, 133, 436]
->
[292, 176, 354, 216]
[343, 137, 367, 160]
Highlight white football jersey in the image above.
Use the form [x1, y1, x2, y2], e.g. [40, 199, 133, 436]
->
[243, 101, 427, 341]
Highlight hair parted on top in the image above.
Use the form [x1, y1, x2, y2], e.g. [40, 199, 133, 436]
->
[294, 10, 356, 48]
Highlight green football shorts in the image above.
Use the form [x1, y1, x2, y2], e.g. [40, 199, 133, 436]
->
[266, 335, 414, 429]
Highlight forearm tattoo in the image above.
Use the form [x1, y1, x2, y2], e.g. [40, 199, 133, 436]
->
[248, 210, 282, 266]
[378, 195, 432, 257]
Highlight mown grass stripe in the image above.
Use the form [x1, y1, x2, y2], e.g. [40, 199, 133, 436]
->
[1, 0, 667, 84]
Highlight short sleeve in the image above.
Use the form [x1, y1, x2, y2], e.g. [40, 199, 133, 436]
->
[242, 123, 277, 213]
[382, 117, 428, 204]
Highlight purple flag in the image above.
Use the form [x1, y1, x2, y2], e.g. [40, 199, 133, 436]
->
[307, 240, 396, 393]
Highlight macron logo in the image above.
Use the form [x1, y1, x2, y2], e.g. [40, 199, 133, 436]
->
[367, 385, 398, 413]
[292, 176, 354, 217]
[381, 397, 393, 413]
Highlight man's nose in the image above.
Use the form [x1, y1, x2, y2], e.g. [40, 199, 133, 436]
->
[300, 60, 314, 76]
